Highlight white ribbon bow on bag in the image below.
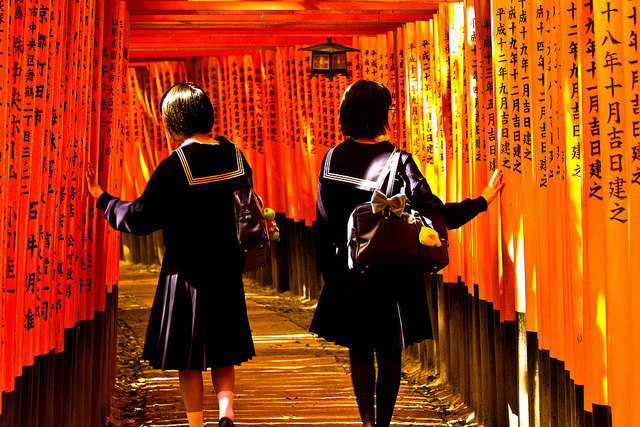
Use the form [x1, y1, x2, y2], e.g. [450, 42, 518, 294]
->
[370, 190, 406, 217]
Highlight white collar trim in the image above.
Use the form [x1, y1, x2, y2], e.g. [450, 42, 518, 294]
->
[322, 148, 397, 191]
[175, 144, 244, 185]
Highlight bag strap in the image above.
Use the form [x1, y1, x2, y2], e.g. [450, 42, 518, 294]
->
[384, 149, 402, 197]
[322, 146, 400, 192]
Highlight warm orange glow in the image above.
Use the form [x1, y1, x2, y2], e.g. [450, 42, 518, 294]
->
[139, 150, 151, 182]
[596, 293, 609, 404]
[2, 0, 638, 422]
[515, 220, 526, 314]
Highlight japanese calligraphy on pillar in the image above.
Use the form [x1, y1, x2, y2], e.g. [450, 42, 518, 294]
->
[562, 3, 582, 184]
[149, 64, 167, 161]
[360, 37, 374, 80]
[301, 51, 316, 149]
[628, 2, 640, 196]
[263, 51, 279, 152]
[11, 0, 30, 369]
[492, 0, 521, 320]
[404, 22, 422, 160]
[511, 0, 529, 178]
[375, 34, 388, 87]
[515, 0, 533, 177]
[262, 49, 286, 213]
[593, 1, 630, 222]
[479, 8, 497, 175]
[432, 8, 449, 199]
[529, 0, 556, 349]
[217, 57, 232, 139]
[29, 0, 55, 346]
[383, 33, 398, 144]
[551, 1, 569, 362]
[560, 0, 585, 384]
[473, 0, 500, 301]
[0, 0, 127, 398]
[416, 21, 434, 170]
[316, 69, 329, 148]
[93, 0, 125, 309]
[492, 0, 510, 174]
[624, 3, 640, 416]
[543, 4, 562, 186]
[512, 0, 540, 336]
[289, 49, 302, 152]
[27, 0, 55, 361]
[463, 1, 482, 291]
[206, 57, 222, 136]
[396, 29, 408, 150]
[578, 0, 608, 410]
[0, 0, 10, 390]
[249, 54, 265, 155]
[229, 57, 243, 148]
[594, 0, 630, 244]
[465, 2, 478, 175]
[593, 0, 633, 420]
[448, 2, 466, 189]
[417, 20, 436, 173]
[239, 57, 253, 154]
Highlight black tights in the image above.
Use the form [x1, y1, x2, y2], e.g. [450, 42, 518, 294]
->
[349, 346, 402, 427]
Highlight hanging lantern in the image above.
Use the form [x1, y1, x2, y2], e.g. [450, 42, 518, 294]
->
[298, 37, 359, 79]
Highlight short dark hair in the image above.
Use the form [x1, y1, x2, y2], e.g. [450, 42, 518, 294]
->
[160, 82, 214, 141]
[339, 80, 392, 140]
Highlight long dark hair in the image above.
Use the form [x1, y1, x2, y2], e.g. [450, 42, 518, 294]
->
[339, 80, 392, 140]
[160, 82, 214, 141]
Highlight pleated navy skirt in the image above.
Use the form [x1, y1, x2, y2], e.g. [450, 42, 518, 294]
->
[309, 248, 434, 350]
[142, 249, 255, 370]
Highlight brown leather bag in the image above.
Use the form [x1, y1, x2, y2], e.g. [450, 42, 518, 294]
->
[233, 183, 270, 273]
[347, 150, 449, 273]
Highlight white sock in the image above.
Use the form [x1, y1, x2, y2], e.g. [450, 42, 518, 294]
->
[217, 391, 234, 420]
[186, 411, 204, 427]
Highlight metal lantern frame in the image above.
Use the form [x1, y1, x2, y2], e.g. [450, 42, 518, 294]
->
[298, 37, 359, 79]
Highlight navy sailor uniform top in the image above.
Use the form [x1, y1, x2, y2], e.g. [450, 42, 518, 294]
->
[96, 136, 256, 370]
[309, 138, 487, 349]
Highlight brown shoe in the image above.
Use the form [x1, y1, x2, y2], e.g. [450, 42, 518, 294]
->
[218, 417, 234, 427]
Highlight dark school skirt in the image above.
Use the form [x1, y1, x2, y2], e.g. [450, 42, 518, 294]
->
[142, 250, 255, 370]
[309, 248, 434, 350]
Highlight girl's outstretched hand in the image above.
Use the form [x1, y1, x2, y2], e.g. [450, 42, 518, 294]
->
[481, 169, 505, 206]
[86, 162, 105, 200]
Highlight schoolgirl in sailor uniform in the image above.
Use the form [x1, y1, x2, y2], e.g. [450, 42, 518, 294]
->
[87, 82, 251, 427]
[310, 80, 504, 427]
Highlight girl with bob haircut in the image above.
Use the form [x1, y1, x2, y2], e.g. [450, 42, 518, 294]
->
[339, 80, 392, 140]
[160, 82, 215, 142]
[87, 82, 256, 427]
[310, 79, 505, 427]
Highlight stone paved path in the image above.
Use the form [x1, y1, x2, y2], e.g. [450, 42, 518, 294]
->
[116, 267, 470, 427]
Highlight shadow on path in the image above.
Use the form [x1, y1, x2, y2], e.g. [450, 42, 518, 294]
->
[109, 264, 477, 427]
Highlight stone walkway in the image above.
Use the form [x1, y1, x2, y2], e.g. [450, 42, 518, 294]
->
[114, 266, 475, 427]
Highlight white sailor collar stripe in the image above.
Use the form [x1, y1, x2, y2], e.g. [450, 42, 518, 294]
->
[175, 145, 244, 185]
[321, 147, 397, 191]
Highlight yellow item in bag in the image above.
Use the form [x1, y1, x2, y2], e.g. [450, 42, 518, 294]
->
[418, 225, 441, 247]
